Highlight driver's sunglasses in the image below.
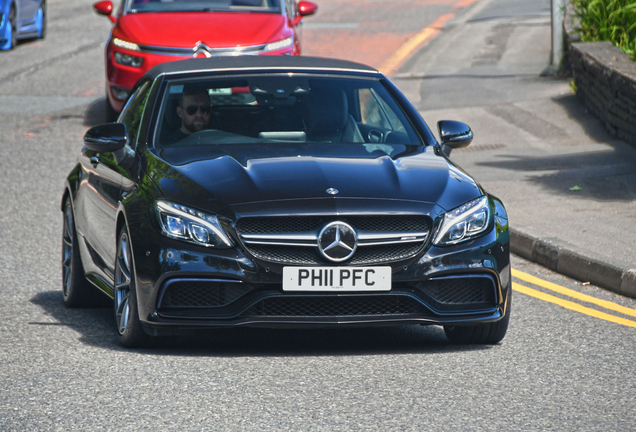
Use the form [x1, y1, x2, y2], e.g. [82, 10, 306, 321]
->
[185, 105, 211, 115]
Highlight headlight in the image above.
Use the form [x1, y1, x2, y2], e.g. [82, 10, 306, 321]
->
[114, 52, 143, 67]
[155, 201, 233, 248]
[265, 37, 293, 52]
[113, 38, 140, 51]
[433, 196, 490, 245]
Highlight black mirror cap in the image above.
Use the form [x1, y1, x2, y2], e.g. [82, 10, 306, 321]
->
[437, 120, 473, 149]
[84, 122, 128, 152]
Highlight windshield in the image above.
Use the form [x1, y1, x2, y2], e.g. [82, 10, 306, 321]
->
[127, 0, 281, 14]
[155, 75, 423, 149]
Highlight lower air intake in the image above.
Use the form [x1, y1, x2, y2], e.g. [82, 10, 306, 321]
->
[240, 295, 429, 317]
[415, 275, 497, 311]
[160, 279, 252, 308]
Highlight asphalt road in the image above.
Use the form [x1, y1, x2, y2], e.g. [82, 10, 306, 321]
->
[1, 0, 636, 430]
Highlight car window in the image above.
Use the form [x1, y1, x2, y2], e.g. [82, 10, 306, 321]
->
[359, 88, 408, 134]
[284, 0, 294, 18]
[115, 0, 124, 17]
[127, 0, 281, 14]
[119, 81, 151, 150]
[155, 75, 422, 149]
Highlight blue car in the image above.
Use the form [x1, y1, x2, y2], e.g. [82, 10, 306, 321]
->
[0, 0, 45, 50]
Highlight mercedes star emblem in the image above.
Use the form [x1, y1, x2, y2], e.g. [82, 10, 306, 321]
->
[318, 222, 358, 262]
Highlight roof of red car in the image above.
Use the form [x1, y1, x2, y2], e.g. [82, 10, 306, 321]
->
[144, 55, 379, 80]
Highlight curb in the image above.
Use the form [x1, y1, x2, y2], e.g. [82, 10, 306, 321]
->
[510, 228, 636, 299]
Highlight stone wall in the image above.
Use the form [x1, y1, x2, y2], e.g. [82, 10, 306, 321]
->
[568, 42, 636, 147]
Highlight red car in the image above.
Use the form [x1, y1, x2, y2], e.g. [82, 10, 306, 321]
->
[93, 0, 317, 116]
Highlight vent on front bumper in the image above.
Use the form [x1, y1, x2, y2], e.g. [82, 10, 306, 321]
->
[240, 295, 429, 317]
[235, 215, 432, 265]
[415, 275, 497, 312]
[159, 279, 253, 308]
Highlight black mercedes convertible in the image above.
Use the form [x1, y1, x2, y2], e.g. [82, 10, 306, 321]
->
[61, 56, 511, 347]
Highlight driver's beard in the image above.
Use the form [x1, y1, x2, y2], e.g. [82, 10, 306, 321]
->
[183, 118, 207, 134]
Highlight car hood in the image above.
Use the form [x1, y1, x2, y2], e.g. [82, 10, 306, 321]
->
[113, 12, 288, 48]
[145, 143, 483, 217]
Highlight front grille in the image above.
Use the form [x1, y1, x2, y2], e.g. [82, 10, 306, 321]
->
[236, 215, 431, 265]
[348, 216, 429, 232]
[140, 43, 266, 57]
[240, 295, 429, 317]
[415, 276, 497, 311]
[236, 215, 430, 234]
[247, 242, 424, 265]
[160, 280, 253, 308]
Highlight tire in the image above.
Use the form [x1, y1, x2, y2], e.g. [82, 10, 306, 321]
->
[444, 290, 511, 345]
[36, 2, 46, 39]
[0, 6, 17, 50]
[114, 226, 150, 348]
[62, 199, 100, 307]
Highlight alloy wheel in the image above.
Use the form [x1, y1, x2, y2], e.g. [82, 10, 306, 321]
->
[61, 201, 74, 299]
[114, 232, 132, 335]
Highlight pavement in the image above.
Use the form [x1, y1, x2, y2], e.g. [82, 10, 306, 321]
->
[392, 0, 636, 298]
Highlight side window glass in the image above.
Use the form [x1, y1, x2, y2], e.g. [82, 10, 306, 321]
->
[119, 81, 151, 150]
[376, 93, 407, 133]
[287, 0, 295, 18]
[358, 88, 407, 133]
[359, 88, 391, 130]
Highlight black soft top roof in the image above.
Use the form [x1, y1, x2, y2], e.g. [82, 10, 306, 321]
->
[143, 56, 380, 81]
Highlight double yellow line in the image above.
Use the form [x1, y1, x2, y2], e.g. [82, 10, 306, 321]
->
[512, 269, 636, 328]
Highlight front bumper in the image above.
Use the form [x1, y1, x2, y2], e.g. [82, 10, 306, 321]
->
[129, 220, 511, 337]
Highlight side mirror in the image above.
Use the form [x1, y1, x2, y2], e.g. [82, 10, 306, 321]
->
[298, 1, 318, 16]
[293, 1, 317, 25]
[84, 123, 128, 152]
[437, 120, 473, 149]
[93, 1, 116, 23]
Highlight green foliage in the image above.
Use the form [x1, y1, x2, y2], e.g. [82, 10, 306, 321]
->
[569, 79, 578, 93]
[571, 0, 636, 60]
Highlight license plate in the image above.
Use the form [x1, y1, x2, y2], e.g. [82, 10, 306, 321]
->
[282, 266, 391, 292]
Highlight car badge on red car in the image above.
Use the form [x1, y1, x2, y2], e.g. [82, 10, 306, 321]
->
[193, 42, 212, 58]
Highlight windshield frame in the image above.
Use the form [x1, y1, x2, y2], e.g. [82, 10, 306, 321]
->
[150, 71, 429, 150]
